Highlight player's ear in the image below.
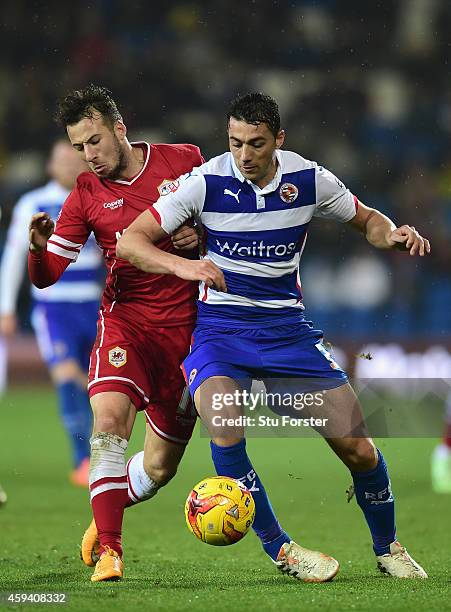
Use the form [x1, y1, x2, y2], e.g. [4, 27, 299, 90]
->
[275, 129, 285, 149]
[114, 120, 127, 142]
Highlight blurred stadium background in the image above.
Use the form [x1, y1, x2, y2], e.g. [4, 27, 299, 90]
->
[0, 0, 450, 386]
[0, 2, 450, 608]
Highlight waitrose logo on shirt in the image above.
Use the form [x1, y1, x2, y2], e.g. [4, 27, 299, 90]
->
[214, 239, 297, 258]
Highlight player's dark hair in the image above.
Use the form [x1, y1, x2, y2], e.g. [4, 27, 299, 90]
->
[54, 84, 122, 128]
[227, 92, 281, 137]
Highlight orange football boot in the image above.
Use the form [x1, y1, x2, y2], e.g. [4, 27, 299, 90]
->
[91, 546, 123, 582]
[80, 518, 100, 567]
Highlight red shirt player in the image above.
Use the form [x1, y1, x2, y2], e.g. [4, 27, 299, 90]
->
[28, 85, 202, 583]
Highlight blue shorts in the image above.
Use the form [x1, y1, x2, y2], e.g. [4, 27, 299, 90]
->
[31, 301, 99, 369]
[182, 320, 348, 398]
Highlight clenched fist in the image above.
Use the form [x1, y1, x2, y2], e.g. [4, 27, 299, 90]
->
[29, 212, 55, 252]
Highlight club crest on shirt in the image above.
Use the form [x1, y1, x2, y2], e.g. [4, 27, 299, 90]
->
[279, 183, 299, 204]
[108, 346, 127, 368]
[158, 179, 180, 196]
[188, 368, 197, 385]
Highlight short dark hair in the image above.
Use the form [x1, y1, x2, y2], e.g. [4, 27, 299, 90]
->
[54, 84, 122, 128]
[227, 92, 281, 137]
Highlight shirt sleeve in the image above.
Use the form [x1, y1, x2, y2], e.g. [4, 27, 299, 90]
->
[313, 165, 358, 222]
[0, 195, 33, 314]
[28, 247, 71, 289]
[46, 186, 91, 261]
[151, 173, 206, 234]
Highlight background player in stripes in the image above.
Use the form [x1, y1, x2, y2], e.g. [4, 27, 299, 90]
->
[118, 92, 430, 582]
[0, 140, 102, 486]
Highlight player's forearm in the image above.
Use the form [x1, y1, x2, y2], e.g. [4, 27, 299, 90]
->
[363, 210, 397, 249]
[28, 248, 68, 288]
[117, 230, 184, 275]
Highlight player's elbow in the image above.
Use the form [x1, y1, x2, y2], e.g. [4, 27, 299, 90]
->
[31, 279, 50, 289]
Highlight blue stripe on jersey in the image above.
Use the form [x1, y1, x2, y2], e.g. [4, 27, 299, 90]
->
[206, 225, 308, 263]
[196, 302, 305, 329]
[203, 168, 316, 213]
[58, 268, 102, 283]
[37, 203, 62, 217]
[222, 269, 300, 301]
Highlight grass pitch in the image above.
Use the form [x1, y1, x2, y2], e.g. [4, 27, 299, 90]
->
[0, 388, 450, 611]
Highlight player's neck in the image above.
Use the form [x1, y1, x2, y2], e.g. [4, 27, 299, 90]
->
[118, 142, 145, 180]
[254, 159, 278, 189]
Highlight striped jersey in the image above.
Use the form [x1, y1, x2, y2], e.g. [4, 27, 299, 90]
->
[151, 149, 358, 327]
[0, 180, 102, 314]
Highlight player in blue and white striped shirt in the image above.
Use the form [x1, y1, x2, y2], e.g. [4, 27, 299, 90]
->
[0, 140, 103, 486]
[118, 93, 430, 581]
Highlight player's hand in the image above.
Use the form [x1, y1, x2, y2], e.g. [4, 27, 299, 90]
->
[171, 224, 199, 250]
[387, 225, 431, 256]
[29, 212, 55, 252]
[173, 259, 227, 292]
[0, 313, 17, 337]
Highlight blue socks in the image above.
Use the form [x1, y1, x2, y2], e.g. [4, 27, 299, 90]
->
[210, 439, 290, 560]
[351, 449, 396, 555]
[211, 440, 395, 558]
[56, 381, 92, 468]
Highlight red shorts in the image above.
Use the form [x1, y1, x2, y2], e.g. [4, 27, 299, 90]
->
[88, 310, 197, 445]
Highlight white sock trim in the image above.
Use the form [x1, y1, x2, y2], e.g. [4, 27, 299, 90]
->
[127, 451, 159, 503]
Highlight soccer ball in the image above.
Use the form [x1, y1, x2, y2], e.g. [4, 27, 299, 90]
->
[185, 476, 255, 546]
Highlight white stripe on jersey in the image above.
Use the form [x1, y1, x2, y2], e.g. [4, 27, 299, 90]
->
[49, 234, 83, 249]
[201, 205, 315, 232]
[207, 251, 301, 278]
[199, 283, 304, 309]
[47, 242, 79, 260]
[71, 248, 103, 270]
[35, 283, 101, 302]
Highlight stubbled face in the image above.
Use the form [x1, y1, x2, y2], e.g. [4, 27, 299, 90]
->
[228, 117, 285, 187]
[67, 111, 126, 180]
[47, 141, 88, 190]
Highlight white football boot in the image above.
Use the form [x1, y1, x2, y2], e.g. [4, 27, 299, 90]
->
[376, 541, 428, 578]
[275, 541, 340, 582]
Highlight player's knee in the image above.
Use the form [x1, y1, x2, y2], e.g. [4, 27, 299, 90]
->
[50, 359, 84, 384]
[344, 439, 377, 472]
[92, 414, 128, 437]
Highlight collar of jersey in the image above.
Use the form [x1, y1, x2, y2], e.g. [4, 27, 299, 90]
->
[110, 142, 150, 185]
[230, 149, 283, 195]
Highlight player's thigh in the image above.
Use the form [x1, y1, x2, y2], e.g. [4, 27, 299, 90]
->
[194, 376, 246, 446]
[90, 391, 137, 440]
[142, 425, 187, 485]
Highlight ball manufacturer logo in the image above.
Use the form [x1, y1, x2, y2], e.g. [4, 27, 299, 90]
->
[108, 346, 127, 368]
[158, 179, 180, 196]
[189, 368, 197, 384]
[279, 183, 299, 203]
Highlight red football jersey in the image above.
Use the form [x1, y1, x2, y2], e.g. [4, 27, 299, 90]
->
[42, 142, 203, 326]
